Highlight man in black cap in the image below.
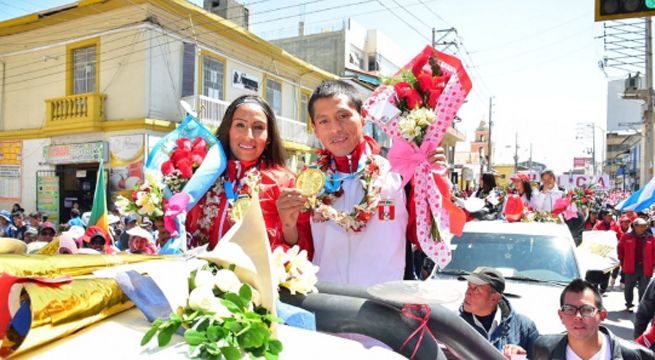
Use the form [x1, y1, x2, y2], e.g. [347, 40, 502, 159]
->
[459, 266, 539, 359]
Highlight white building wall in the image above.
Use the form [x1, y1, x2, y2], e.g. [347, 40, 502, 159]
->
[18, 138, 52, 212]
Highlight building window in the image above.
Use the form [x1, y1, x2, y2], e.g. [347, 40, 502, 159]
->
[66, 38, 99, 95]
[202, 54, 225, 100]
[298, 90, 312, 131]
[265, 77, 282, 115]
[72, 46, 96, 94]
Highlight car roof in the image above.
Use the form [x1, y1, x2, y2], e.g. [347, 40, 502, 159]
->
[462, 220, 573, 238]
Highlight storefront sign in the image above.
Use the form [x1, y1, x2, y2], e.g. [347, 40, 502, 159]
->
[44, 142, 106, 164]
[37, 175, 60, 226]
[232, 69, 259, 92]
[0, 141, 22, 202]
[109, 135, 144, 196]
[573, 157, 590, 168]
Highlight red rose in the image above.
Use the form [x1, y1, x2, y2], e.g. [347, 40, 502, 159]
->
[394, 82, 413, 98]
[405, 88, 424, 109]
[131, 190, 139, 201]
[176, 138, 192, 151]
[192, 137, 208, 152]
[176, 158, 193, 179]
[171, 148, 191, 165]
[161, 160, 175, 176]
[191, 145, 207, 159]
[417, 73, 434, 93]
[191, 153, 204, 167]
[427, 88, 442, 109]
[411, 51, 431, 78]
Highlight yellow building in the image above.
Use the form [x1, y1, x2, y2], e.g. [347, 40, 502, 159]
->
[0, 0, 337, 224]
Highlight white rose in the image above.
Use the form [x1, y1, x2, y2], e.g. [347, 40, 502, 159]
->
[188, 286, 216, 311]
[195, 270, 215, 289]
[210, 300, 233, 321]
[214, 269, 242, 293]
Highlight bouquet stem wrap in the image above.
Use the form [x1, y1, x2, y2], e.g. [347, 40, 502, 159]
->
[363, 46, 472, 268]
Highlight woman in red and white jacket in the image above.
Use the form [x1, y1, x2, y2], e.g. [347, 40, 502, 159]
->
[186, 95, 295, 252]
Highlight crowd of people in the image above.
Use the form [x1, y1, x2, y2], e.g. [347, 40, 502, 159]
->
[0, 204, 170, 255]
[3, 79, 655, 358]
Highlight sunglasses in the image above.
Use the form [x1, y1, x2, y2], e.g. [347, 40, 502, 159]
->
[560, 304, 599, 318]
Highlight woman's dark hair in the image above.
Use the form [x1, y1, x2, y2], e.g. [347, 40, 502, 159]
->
[215, 95, 287, 167]
[481, 173, 496, 193]
[520, 180, 532, 201]
[308, 80, 362, 121]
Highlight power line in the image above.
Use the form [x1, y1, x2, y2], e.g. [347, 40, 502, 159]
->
[375, 0, 431, 43]
[1, 0, 378, 84]
[2, 0, 386, 90]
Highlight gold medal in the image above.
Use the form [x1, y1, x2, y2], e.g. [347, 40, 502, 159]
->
[230, 196, 251, 221]
[296, 168, 325, 197]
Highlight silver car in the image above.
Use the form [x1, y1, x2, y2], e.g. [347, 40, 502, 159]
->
[431, 221, 583, 334]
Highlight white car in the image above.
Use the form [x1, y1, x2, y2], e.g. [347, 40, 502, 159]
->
[430, 220, 583, 334]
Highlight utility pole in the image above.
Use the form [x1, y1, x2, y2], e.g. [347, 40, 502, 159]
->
[487, 97, 494, 172]
[513, 132, 519, 174]
[592, 125, 597, 176]
[642, 18, 653, 187]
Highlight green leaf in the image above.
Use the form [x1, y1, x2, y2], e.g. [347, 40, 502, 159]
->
[228, 264, 236, 272]
[268, 339, 283, 354]
[221, 346, 242, 360]
[220, 298, 242, 314]
[140, 326, 158, 346]
[152, 318, 163, 327]
[189, 268, 198, 290]
[169, 313, 182, 323]
[224, 293, 245, 310]
[184, 329, 207, 346]
[239, 325, 268, 348]
[157, 323, 177, 347]
[264, 352, 279, 360]
[239, 283, 252, 303]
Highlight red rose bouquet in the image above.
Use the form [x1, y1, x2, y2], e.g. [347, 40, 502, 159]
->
[363, 45, 471, 268]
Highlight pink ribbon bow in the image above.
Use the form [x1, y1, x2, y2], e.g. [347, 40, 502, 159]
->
[388, 139, 443, 187]
[164, 192, 190, 237]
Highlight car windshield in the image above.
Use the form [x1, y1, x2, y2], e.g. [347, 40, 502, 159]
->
[442, 232, 579, 284]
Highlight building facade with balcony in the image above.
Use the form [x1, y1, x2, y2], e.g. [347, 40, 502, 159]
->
[0, 0, 336, 224]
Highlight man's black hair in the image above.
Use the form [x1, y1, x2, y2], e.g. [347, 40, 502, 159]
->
[559, 278, 603, 309]
[71, 208, 81, 217]
[308, 80, 362, 121]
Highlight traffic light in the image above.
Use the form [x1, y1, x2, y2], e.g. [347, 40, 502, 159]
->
[595, 0, 655, 21]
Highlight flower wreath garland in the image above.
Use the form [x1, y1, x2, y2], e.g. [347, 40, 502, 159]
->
[193, 167, 263, 245]
[309, 150, 384, 232]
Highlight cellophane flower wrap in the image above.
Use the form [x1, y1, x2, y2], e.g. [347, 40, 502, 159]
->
[362, 45, 471, 268]
[145, 115, 227, 254]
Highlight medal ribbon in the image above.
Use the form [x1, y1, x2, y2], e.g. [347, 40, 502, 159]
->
[319, 155, 367, 194]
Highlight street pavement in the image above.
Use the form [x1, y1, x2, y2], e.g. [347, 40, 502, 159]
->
[602, 284, 640, 341]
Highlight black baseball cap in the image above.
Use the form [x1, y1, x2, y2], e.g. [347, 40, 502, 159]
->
[459, 266, 505, 294]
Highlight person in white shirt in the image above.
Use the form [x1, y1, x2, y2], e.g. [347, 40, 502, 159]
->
[276, 80, 444, 287]
[531, 170, 563, 212]
[532, 279, 653, 359]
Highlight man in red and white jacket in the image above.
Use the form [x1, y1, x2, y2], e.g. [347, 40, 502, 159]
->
[618, 217, 655, 312]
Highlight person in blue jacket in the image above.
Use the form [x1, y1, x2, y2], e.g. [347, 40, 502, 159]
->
[459, 266, 539, 359]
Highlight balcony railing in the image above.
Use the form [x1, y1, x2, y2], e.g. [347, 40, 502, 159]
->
[45, 93, 106, 124]
[184, 95, 313, 147]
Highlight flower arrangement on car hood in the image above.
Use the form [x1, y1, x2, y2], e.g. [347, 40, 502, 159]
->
[362, 45, 472, 269]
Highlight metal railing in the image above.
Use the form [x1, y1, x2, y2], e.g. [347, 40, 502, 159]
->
[184, 95, 313, 146]
[45, 92, 106, 123]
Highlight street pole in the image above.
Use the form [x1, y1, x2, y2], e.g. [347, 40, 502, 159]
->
[513, 132, 519, 174]
[592, 125, 596, 176]
[487, 97, 493, 172]
[642, 17, 654, 187]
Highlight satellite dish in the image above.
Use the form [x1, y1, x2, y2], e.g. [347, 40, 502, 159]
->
[180, 100, 197, 118]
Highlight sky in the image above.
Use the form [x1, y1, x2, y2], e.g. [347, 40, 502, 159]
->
[0, 0, 630, 173]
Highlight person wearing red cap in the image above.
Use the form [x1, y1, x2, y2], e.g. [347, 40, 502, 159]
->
[81, 225, 111, 254]
[509, 173, 533, 208]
